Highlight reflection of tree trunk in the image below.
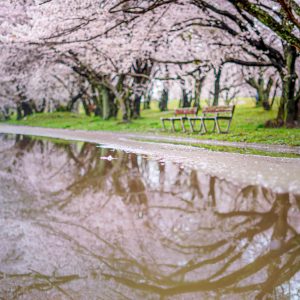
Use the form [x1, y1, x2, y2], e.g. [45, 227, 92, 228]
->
[208, 176, 216, 207]
[126, 155, 147, 207]
[14, 135, 36, 152]
[1, 271, 80, 297]
[271, 194, 289, 245]
[190, 170, 203, 202]
[256, 193, 290, 299]
[159, 162, 165, 196]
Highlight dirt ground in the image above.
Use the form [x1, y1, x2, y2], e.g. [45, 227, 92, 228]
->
[1, 124, 299, 193]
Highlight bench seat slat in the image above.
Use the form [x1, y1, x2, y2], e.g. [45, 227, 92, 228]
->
[203, 106, 234, 114]
[175, 107, 198, 116]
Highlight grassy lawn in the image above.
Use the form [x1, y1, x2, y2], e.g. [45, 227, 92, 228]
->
[3, 102, 300, 146]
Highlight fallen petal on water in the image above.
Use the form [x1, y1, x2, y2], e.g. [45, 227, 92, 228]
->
[100, 155, 116, 161]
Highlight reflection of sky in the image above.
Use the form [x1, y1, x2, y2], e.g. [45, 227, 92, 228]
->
[287, 273, 300, 300]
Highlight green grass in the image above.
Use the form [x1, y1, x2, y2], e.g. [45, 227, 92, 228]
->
[3, 102, 300, 146]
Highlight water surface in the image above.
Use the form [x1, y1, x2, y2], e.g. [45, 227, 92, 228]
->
[0, 134, 299, 299]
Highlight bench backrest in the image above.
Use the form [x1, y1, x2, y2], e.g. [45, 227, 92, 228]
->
[174, 107, 198, 117]
[202, 105, 235, 116]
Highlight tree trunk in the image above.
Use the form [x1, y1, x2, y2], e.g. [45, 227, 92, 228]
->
[21, 101, 33, 117]
[133, 95, 141, 119]
[109, 90, 118, 118]
[119, 96, 129, 122]
[16, 103, 22, 120]
[101, 86, 111, 120]
[159, 89, 168, 111]
[255, 76, 272, 110]
[67, 94, 82, 112]
[0, 105, 10, 121]
[247, 73, 273, 110]
[275, 45, 297, 126]
[36, 99, 46, 113]
[181, 88, 190, 107]
[116, 75, 130, 122]
[263, 77, 273, 110]
[143, 93, 151, 109]
[128, 94, 134, 119]
[270, 80, 279, 108]
[283, 45, 298, 126]
[82, 98, 91, 116]
[213, 67, 222, 106]
[194, 77, 205, 108]
[91, 85, 102, 117]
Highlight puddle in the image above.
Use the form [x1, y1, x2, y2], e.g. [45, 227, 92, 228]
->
[0, 134, 299, 299]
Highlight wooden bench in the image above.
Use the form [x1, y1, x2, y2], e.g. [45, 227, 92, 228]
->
[188, 105, 235, 134]
[161, 107, 198, 132]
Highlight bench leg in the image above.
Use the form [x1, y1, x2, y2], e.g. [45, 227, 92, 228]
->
[180, 118, 186, 132]
[199, 119, 203, 133]
[200, 119, 207, 134]
[171, 119, 176, 131]
[161, 119, 166, 130]
[215, 118, 232, 133]
[215, 118, 221, 133]
[212, 118, 217, 133]
[189, 119, 195, 132]
[225, 118, 232, 133]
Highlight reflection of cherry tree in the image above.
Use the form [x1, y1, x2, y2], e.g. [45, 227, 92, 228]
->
[0, 135, 299, 299]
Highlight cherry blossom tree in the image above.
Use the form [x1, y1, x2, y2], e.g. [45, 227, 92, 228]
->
[0, 0, 221, 120]
[108, 0, 300, 126]
[243, 67, 280, 109]
[1, 0, 299, 126]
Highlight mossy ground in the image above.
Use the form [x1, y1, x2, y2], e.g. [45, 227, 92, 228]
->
[4, 100, 300, 146]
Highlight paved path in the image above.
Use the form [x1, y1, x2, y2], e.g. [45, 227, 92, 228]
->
[1, 124, 299, 193]
[125, 132, 300, 155]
